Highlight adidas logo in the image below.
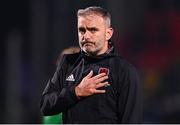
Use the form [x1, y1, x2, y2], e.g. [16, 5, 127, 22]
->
[66, 74, 75, 81]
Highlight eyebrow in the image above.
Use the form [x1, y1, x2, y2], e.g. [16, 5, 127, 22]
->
[87, 27, 98, 31]
[78, 26, 98, 31]
[78, 27, 85, 30]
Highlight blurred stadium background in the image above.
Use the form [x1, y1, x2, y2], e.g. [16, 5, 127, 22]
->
[0, 0, 179, 123]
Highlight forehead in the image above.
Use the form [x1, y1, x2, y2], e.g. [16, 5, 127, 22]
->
[78, 14, 105, 27]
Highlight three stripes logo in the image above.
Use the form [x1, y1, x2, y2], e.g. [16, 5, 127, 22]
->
[66, 74, 75, 81]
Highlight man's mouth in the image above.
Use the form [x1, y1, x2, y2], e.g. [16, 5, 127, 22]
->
[82, 42, 94, 46]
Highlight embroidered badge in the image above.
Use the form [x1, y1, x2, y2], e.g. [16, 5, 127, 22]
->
[98, 67, 109, 75]
[98, 67, 110, 87]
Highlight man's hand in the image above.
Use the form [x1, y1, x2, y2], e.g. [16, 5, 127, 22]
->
[75, 70, 109, 98]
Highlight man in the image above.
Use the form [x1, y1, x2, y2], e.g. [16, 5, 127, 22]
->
[40, 6, 142, 123]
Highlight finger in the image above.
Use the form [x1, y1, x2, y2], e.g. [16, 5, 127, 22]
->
[95, 82, 108, 88]
[86, 70, 93, 78]
[93, 89, 106, 94]
[91, 72, 106, 80]
[94, 75, 108, 84]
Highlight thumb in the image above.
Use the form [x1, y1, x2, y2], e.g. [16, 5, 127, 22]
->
[86, 70, 93, 78]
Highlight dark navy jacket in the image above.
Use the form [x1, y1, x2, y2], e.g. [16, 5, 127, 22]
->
[40, 46, 142, 123]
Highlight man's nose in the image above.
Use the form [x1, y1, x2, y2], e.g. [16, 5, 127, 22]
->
[83, 31, 91, 41]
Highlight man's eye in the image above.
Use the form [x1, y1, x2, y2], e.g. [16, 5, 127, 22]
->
[90, 28, 97, 33]
[79, 28, 86, 34]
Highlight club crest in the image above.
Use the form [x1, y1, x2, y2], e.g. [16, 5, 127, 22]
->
[98, 67, 109, 75]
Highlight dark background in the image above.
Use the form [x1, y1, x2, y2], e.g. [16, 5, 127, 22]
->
[0, 0, 180, 123]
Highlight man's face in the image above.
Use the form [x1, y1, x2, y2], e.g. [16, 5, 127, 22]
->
[78, 14, 112, 56]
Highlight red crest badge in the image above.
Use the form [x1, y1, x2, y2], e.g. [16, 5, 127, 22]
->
[98, 68, 109, 75]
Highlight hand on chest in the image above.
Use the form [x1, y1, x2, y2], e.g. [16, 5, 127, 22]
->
[66, 63, 112, 87]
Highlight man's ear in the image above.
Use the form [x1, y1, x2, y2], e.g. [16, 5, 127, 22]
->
[106, 27, 113, 41]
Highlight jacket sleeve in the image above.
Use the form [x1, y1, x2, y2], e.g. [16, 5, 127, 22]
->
[40, 55, 79, 116]
[117, 65, 143, 123]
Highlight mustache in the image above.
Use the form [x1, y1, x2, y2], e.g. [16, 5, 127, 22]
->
[81, 41, 95, 46]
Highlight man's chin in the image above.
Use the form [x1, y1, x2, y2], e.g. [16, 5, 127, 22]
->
[84, 49, 98, 56]
[83, 46, 93, 52]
